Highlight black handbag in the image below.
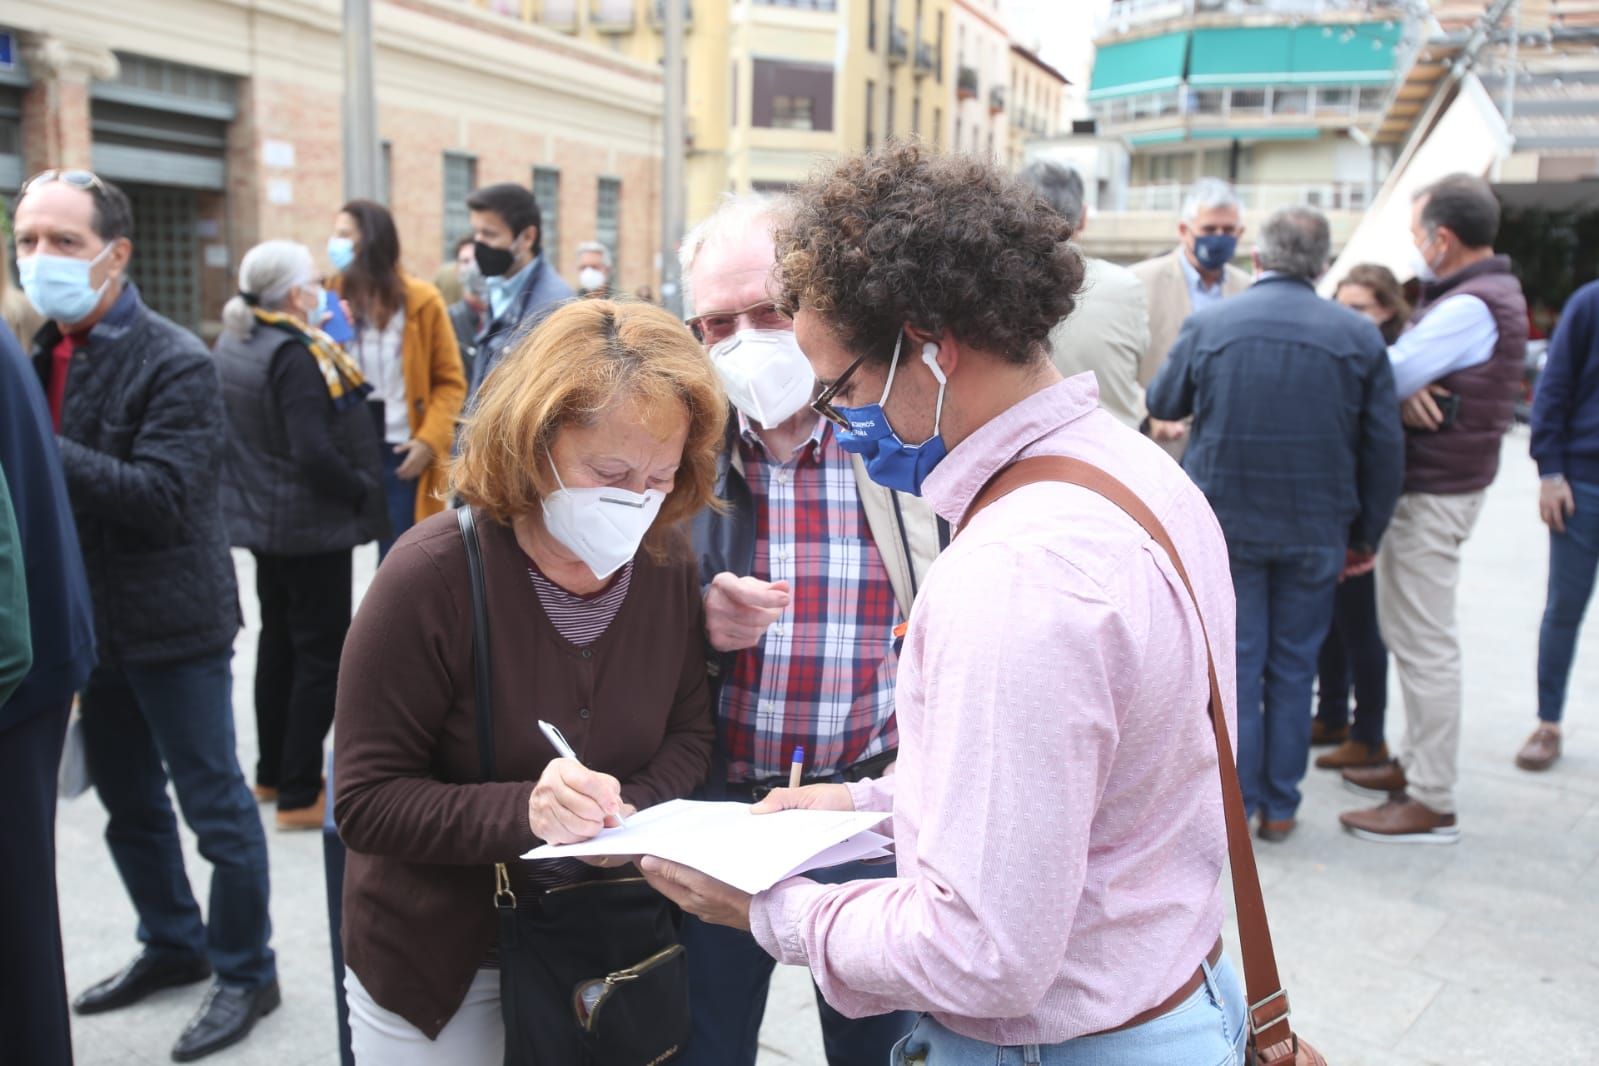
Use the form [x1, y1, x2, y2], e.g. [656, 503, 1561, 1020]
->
[456, 506, 691, 1066]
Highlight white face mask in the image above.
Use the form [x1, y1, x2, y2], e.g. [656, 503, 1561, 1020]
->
[578, 267, 608, 293]
[708, 329, 817, 429]
[1408, 232, 1439, 283]
[541, 451, 667, 580]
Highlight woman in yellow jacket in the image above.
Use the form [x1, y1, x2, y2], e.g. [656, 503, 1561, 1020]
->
[328, 200, 466, 557]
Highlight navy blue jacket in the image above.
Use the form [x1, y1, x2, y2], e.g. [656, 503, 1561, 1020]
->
[1531, 279, 1599, 486]
[0, 321, 96, 725]
[32, 284, 240, 667]
[1147, 273, 1405, 551]
[468, 256, 574, 398]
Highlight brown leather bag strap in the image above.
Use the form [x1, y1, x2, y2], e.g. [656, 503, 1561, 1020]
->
[961, 455, 1299, 1060]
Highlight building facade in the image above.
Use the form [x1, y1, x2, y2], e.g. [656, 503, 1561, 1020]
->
[2, 0, 664, 337]
[951, 0, 1009, 161]
[1007, 41, 1068, 172]
[526, 0, 950, 237]
[1072, 0, 1423, 262]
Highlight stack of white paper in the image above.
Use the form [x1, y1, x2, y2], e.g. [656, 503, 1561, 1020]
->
[522, 799, 893, 894]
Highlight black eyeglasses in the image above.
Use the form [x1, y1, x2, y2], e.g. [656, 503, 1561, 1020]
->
[20, 169, 108, 197]
[810, 352, 868, 431]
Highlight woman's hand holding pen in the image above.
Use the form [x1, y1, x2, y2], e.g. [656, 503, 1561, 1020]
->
[528, 758, 628, 844]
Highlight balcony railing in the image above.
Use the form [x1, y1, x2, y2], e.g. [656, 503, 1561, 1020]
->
[1096, 0, 1414, 38]
[989, 85, 1007, 113]
[591, 0, 635, 31]
[957, 65, 978, 99]
[888, 26, 909, 65]
[914, 40, 935, 78]
[1122, 181, 1373, 213]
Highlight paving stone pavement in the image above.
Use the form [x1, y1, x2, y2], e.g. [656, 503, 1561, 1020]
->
[56, 431, 1598, 1065]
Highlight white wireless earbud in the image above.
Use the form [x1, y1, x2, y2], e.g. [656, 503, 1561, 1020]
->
[920, 342, 947, 384]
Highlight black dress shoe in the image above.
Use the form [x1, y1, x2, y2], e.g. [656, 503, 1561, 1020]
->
[171, 979, 281, 1062]
[74, 949, 213, 1015]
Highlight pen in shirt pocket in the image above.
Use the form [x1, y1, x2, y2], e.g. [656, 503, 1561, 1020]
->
[538, 719, 628, 828]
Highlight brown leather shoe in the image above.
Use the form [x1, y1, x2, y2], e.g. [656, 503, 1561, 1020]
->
[274, 792, 325, 832]
[1315, 740, 1390, 770]
[1341, 759, 1407, 799]
[1515, 725, 1561, 772]
[1256, 818, 1296, 843]
[1309, 720, 1349, 747]
[251, 785, 278, 804]
[1340, 793, 1459, 844]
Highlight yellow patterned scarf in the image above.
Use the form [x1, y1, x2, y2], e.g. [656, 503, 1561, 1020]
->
[252, 308, 371, 411]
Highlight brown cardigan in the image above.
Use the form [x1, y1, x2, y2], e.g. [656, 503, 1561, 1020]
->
[334, 508, 713, 1038]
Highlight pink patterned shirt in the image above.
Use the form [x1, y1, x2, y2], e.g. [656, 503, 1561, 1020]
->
[749, 375, 1239, 1045]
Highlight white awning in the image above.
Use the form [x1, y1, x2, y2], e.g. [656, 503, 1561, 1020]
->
[1319, 74, 1513, 297]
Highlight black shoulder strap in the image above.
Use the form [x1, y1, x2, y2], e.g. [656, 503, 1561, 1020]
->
[456, 505, 495, 782]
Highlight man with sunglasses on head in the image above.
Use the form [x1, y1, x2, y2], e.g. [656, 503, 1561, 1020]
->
[14, 170, 278, 1062]
[678, 194, 941, 1066]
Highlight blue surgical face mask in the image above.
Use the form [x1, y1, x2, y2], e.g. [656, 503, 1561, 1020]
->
[19, 242, 116, 325]
[830, 333, 949, 497]
[327, 236, 356, 273]
[1192, 233, 1238, 272]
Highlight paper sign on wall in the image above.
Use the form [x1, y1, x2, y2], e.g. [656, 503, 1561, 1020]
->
[268, 179, 294, 206]
[263, 140, 296, 169]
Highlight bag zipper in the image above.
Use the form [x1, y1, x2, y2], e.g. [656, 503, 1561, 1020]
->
[574, 944, 685, 1033]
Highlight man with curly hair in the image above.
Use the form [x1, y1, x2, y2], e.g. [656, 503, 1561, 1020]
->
[644, 144, 1249, 1062]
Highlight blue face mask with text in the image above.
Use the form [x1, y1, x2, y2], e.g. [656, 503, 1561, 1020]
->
[1192, 233, 1238, 272]
[830, 333, 949, 497]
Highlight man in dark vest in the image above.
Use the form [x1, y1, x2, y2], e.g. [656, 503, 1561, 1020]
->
[1340, 173, 1527, 844]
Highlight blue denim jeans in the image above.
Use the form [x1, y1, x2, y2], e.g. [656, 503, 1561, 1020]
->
[1314, 570, 1389, 748]
[1230, 542, 1345, 822]
[1539, 478, 1599, 722]
[376, 443, 417, 561]
[79, 650, 276, 987]
[679, 858, 914, 1066]
[888, 955, 1245, 1065]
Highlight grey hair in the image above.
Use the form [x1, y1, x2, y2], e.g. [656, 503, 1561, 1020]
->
[575, 240, 613, 268]
[677, 194, 785, 317]
[222, 240, 316, 338]
[1017, 161, 1086, 229]
[1180, 177, 1242, 222]
[1256, 205, 1331, 280]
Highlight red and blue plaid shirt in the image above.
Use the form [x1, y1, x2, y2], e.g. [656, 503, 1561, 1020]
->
[719, 414, 901, 782]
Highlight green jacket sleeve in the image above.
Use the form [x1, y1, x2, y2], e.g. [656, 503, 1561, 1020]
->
[0, 465, 33, 706]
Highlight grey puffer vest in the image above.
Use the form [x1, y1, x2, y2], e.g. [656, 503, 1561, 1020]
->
[216, 325, 388, 555]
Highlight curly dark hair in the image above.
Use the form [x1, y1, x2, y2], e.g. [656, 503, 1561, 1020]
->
[775, 142, 1085, 365]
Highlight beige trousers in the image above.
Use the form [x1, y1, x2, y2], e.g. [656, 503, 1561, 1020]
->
[1375, 490, 1487, 815]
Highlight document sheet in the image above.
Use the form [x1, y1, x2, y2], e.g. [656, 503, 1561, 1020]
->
[523, 799, 893, 894]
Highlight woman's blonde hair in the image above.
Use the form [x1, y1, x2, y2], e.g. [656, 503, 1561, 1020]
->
[452, 299, 728, 544]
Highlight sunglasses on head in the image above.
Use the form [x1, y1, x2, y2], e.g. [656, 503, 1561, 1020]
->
[20, 169, 109, 198]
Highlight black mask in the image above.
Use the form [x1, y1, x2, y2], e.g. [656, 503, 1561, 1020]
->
[474, 239, 516, 278]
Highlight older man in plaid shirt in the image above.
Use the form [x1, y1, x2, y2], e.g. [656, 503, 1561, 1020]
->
[682, 196, 942, 1066]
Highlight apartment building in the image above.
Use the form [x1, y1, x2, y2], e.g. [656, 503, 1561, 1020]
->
[1007, 41, 1069, 172]
[2, 0, 664, 336]
[1076, 0, 1422, 261]
[951, 0, 1010, 161]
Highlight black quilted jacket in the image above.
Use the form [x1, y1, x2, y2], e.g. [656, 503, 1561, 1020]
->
[32, 284, 240, 667]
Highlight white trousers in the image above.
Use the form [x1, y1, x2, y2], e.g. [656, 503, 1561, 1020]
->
[1376, 490, 1487, 815]
[345, 965, 504, 1065]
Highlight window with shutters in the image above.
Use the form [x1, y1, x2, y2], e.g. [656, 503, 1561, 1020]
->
[443, 152, 477, 262]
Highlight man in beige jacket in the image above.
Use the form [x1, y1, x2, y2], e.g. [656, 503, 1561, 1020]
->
[1131, 177, 1251, 447]
[1021, 161, 1150, 430]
